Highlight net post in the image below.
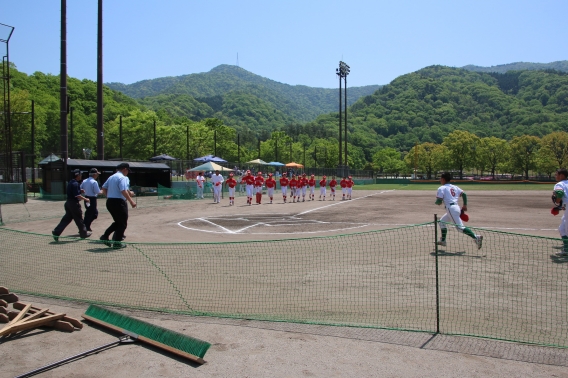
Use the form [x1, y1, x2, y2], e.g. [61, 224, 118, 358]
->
[434, 213, 440, 334]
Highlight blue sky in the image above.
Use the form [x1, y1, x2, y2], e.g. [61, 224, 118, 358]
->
[3, 0, 567, 88]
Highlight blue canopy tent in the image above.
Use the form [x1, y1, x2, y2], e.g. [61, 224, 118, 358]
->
[193, 155, 227, 163]
[266, 161, 285, 166]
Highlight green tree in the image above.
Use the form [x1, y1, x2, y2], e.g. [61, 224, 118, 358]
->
[509, 135, 541, 179]
[476, 137, 509, 178]
[442, 130, 479, 179]
[540, 131, 568, 168]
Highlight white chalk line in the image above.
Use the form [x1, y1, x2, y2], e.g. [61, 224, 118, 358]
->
[298, 190, 395, 215]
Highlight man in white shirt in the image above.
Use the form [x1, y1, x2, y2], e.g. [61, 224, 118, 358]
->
[196, 172, 206, 199]
[210, 170, 224, 203]
[80, 168, 103, 231]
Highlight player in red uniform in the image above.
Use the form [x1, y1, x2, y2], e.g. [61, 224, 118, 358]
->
[289, 174, 298, 202]
[340, 176, 348, 200]
[346, 176, 355, 200]
[308, 174, 316, 201]
[225, 173, 237, 206]
[279, 173, 289, 203]
[254, 172, 265, 204]
[265, 173, 276, 204]
[319, 175, 327, 201]
[329, 176, 337, 201]
[241, 170, 255, 205]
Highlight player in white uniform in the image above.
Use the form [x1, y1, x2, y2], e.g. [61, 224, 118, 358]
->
[435, 172, 483, 249]
[196, 172, 205, 199]
[553, 168, 568, 256]
[210, 170, 224, 203]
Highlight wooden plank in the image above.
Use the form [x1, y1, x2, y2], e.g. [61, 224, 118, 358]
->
[82, 314, 206, 364]
[49, 320, 75, 332]
[0, 313, 65, 336]
[0, 293, 19, 303]
[14, 302, 83, 329]
[3, 303, 31, 328]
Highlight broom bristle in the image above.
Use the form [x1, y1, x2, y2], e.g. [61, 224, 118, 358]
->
[84, 305, 210, 359]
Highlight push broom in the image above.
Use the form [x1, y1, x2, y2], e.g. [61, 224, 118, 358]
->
[15, 305, 211, 377]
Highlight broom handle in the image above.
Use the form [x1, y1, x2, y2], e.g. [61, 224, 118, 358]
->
[15, 336, 135, 378]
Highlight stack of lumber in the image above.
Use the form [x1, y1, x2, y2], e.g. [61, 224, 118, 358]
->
[0, 287, 82, 336]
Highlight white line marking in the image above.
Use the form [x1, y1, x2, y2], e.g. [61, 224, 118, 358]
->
[195, 217, 236, 234]
[298, 190, 395, 215]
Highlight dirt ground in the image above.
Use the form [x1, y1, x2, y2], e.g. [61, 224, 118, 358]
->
[1, 190, 568, 377]
[4, 189, 563, 241]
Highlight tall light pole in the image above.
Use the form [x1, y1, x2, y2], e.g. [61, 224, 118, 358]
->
[96, 0, 104, 160]
[336, 61, 350, 173]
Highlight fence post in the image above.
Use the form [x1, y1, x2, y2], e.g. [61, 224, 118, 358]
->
[434, 214, 440, 334]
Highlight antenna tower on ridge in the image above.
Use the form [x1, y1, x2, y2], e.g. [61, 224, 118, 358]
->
[236, 53, 239, 67]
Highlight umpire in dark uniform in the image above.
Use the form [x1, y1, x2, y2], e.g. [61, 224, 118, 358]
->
[100, 162, 137, 248]
[52, 169, 92, 241]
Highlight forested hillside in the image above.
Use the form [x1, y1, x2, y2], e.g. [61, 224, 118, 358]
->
[5, 63, 568, 174]
[295, 66, 568, 162]
[463, 60, 568, 74]
[107, 65, 381, 123]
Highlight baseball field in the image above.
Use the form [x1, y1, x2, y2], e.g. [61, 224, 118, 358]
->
[1, 187, 567, 377]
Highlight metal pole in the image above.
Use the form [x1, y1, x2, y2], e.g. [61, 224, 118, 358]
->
[214, 130, 217, 157]
[275, 138, 278, 163]
[314, 146, 317, 168]
[258, 138, 260, 159]
[303, 144, 306, 167]
[237, 134, 240, 166]
[153, 119, 156, 156]
[434, 213, 440, 334]
[186, 124, 189, 161]
[344, 74, 347, 167]
[31, 100, 35, 183]
[96, 0, 104, 160]
[119, 115, 122, 160]
[60, 0, 68, 188]
[338, 66, 342, 167]
[69, 107, 73, 158]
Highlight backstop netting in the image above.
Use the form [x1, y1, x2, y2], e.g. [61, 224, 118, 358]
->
[0, 223, 566, 347]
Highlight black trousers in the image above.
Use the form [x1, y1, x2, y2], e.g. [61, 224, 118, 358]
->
[53, 199, 88, 237]
[104, 198, 128, 241]
[83, 196, 99, 230]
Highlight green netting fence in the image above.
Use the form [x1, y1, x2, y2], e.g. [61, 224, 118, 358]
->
[0, 222, 566, 347]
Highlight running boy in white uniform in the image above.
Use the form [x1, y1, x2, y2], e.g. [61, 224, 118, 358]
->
[435, 172, 483, 249]
[553, 168, 568, 256]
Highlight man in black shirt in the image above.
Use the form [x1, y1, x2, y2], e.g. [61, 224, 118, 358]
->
[52, 169, 92, 241]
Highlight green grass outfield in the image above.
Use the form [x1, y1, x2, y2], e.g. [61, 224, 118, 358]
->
[359, 183, 553, 191]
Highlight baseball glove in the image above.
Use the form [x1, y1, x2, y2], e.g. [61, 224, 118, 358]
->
[551, 194, 565, 216]
[460, 209, 469, 222]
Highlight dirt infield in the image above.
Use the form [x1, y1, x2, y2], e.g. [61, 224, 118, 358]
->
[3, 189, 562, 241]
[2, 190, 568, 377]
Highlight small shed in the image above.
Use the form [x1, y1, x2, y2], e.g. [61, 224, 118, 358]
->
[39, 157, 171, 196]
